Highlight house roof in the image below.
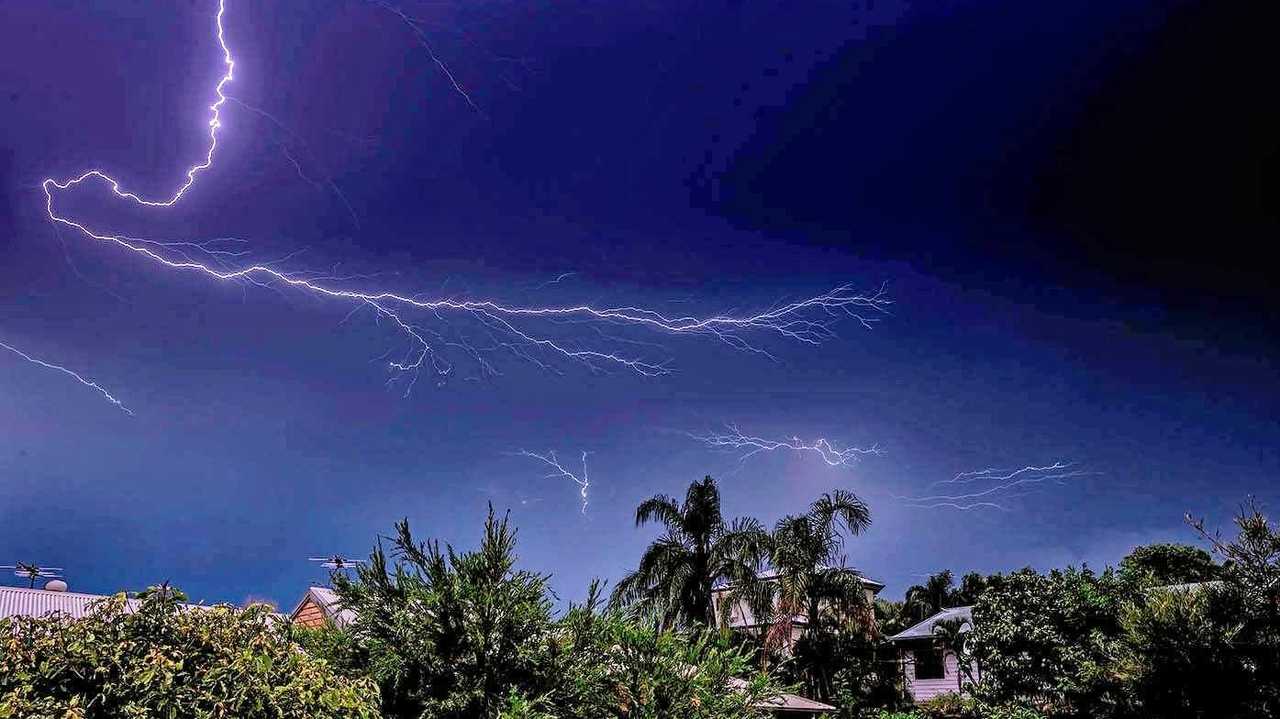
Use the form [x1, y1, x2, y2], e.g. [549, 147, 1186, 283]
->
[728, 677, 835, 714]
[0, 586, 142, 621]
[291, 585, 357, 627]
[714, 569, 886, 592]
[888, 605, 974, 642]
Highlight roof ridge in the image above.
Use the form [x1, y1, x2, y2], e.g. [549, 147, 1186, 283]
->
[0, 585, 134, 602]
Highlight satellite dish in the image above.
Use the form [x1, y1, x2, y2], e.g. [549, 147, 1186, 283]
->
[44, 579, 68, 592]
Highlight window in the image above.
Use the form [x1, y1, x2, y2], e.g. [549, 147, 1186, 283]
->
[914, 647, 945, 680]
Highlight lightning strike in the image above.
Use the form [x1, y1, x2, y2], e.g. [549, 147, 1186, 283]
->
[931, 461, 1074, 486]
[225, 96, 361, 228]
[370, 0, 479, 111]
[896, 462, 1098, 511]
[1, 340, 132, 415]
[519, 450, 590, 514]
[38, 0, 890, 396]
[689, 423, 880, 467]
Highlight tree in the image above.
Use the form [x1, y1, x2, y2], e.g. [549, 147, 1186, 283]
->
[967, 567, 1131, 718]
[1115, 585, 1252, 719]
[557, 586, 784, 719]
[953, 572, 991, 606]
[313, 509, 789, 719]
[1118, 543, 1220, 587]
[328, 507, 561, 719]
[932, 617, 973, 694]
[1187, 499, 1280, 716]
[0, 587, 379, 719]
[769, 489, 875, 702]
[905, 570, 956, 623]
[612, 476, 770, 630]
[770, 490, 874, 636]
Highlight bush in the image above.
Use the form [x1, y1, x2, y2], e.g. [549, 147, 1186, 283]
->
[967, 567, 1130, 717]
[0, 587, 379, 719]
[312, 510, 786, 718]
[916, 692, 976, 718]
[1115, 585, 1250, 718]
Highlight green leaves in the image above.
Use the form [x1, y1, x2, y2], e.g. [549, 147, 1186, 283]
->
[967, 568, 1130, 717]
[0, 592, 379, 719]
[306, 506, 785, 719]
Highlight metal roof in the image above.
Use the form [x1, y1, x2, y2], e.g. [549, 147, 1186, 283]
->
[714, 569, 885, 592]
[0, 586, 141, 621]
[728, 677, 835, 714]
[291, 586, 357, 628]
[888, 605, 974, 642]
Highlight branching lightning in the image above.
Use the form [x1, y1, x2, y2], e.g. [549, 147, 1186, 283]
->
[519, 450, 590, 514]
[896, 462, 1098, 511]
[689, 423, 880, 467]
[224, 96, 361, 229]
[369, 0, 479, 111]
[1, 340, 132, 415]
[36, 0, 890, 399]
[930, 461, 1073, 487]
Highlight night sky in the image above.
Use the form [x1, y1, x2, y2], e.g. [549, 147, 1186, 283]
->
[1, 0, 1275, 609]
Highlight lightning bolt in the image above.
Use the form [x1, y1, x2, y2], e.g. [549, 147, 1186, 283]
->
[37, 0, 890, 397]
[931, 461, 1074, 486]
[1, 340, 132, 415]
[370, 0, 478, 112]
[689, 423, 880, 467]
[519, 450, 590, 514]
[896, 462, 1098, 511]
[224, 96, 361, 229]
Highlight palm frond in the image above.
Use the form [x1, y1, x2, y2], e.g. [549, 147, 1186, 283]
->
[634, 495, 682, 531]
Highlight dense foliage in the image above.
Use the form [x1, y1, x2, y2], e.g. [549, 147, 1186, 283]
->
[1116, 542, 1221, 587]
[4, 480, 1275, 719]
[0, 587, 379, 719]
[967, 567, 1131, 717]
[309, 506, 785, 719]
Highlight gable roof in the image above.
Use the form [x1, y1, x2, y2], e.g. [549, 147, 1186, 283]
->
[290, 585, 356, 627]
[888, 605, 974, 642]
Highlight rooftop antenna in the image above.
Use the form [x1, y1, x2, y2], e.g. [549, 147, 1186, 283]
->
[1, 562, 64, 589]
[309, 554, 364, 573]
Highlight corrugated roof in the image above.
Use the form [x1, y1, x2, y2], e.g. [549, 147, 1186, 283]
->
[0, 586, 140, 621]
[292, 586, 357, 628]
[888, 605, 974, 642]
[715, 569, 885, 591]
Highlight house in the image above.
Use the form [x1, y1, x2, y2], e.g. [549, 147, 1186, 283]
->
[290, 585, 356, 628]
[712, 569, 885, 648]
[0, 584, 143, 621]
[0, 583, 230, 622]
[289, 584, 836, 716]
[887, 606, 976, 703]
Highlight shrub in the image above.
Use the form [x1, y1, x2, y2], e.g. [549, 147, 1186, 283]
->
[916, 692, 976, 718]
[0, 587, 379, 719]
[967, 567, 1130, 717]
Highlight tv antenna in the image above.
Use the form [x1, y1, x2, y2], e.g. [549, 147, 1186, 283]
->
[2, 562, 64, 588]
[309, 555, 364, 572]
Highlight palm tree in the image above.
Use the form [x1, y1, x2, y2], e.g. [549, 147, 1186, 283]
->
[769, 490, 874, 646]
[904, 570, 956, 623]
[611, 476, 770, 630]
[931, 617, 973, 693]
